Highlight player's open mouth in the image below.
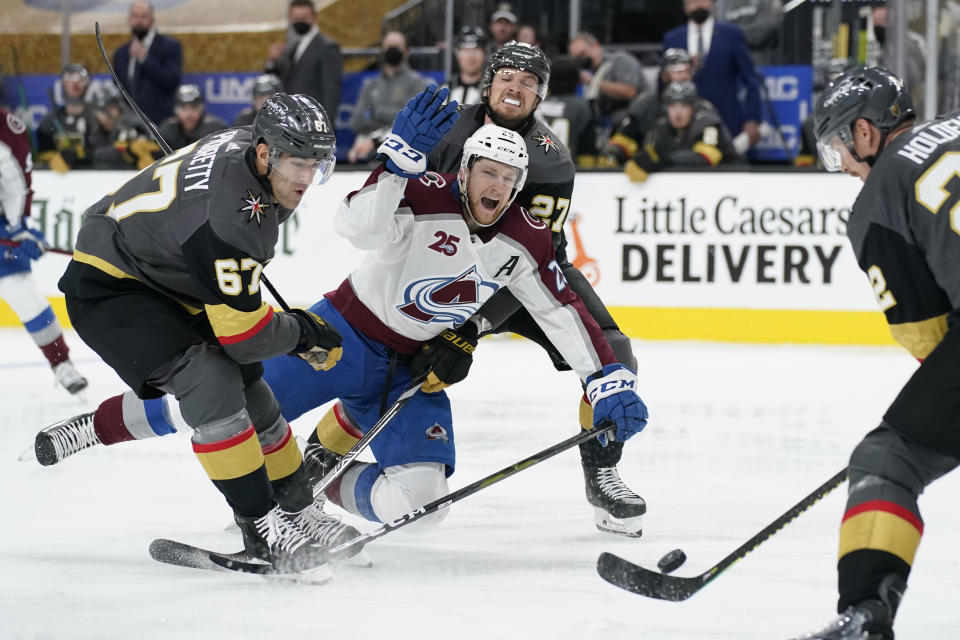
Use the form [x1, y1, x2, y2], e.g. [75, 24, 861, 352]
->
[480, 196, 500, 210]
[503, 97, 521, 107]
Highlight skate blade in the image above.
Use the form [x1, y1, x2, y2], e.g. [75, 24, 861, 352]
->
[336, 549, 373, 568]
[264, 563, 334, 585]
[593, 507, 643, 538]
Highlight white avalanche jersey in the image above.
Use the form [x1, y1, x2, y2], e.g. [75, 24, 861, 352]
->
[326, 165, 615, 381]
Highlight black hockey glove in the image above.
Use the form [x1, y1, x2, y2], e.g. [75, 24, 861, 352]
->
[287, 308, 343, 371]
[409, 321, 479, 393]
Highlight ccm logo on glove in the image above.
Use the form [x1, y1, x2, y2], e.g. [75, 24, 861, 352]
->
[586, 368, 636, 403]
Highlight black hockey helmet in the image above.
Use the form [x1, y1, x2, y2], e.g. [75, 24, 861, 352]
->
[92, 83, 123, 110]
[455, 25, 487, 50]
[813, 65, 915, 170]
[483, 40, 551, 100]
[175, 84, 203, 106]
[254, 92, 336, 184]
[662, 81, 698, 105]
[661, 48, 692, 74]
[252, 73, 283, 98]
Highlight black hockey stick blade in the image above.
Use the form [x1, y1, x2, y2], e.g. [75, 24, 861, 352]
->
[598, 467, 848, 601]
[598, 552, 706, 601]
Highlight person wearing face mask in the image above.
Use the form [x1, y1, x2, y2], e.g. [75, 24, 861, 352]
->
[567, 31, 646, 130]
[347, 30, 430, 163]
[111, 0, 182, 126]
[264, 0, 342, 119]
[663, 0, 763, 153]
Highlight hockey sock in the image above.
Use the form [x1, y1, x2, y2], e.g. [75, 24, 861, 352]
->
[193, 422, 273, 518]
[837, 496, 919, 611]
[310, 401, 363, 455]
[93, 392, 178, 445]
[577, 395, 625, 466]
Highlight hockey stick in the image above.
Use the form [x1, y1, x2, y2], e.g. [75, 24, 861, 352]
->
[312, 379, 427, 498]
[93, 22, 290, 313]
[328, 421, 617, 557]
[597, 466, 847, 601]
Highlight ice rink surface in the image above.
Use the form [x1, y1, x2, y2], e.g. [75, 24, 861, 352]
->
[2, 328, 957, 639]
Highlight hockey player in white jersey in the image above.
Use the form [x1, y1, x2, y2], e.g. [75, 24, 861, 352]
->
[35, 85, 648, 537]
[270, 85, 648, 530]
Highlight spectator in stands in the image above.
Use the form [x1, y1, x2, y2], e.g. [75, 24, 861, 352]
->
[516, 24, 542, 49]
[89, 84, 130, 169]
[87, 84, 163, 170]
[716, 0, 784, 66]
[264, 0, 342, 118]
[347, 30, 429, 163]
[487, 3, 519, 54]
[443, 26, 487, 106]
[606, 48, 700, 165]
[567, 31, 646, 128]
[36, 64, 98, 173]
[538, 56, 598, 165]
[158, 84, 227, 150]
[233, 74, 283, 127]
[112, 0, 182, 126]
[663, 0, 763, 152]
[869, 6, 925, 102]
[622, 81, 738, 183]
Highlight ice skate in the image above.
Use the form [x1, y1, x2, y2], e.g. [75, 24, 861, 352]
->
[789, 599, 893, 640]
[301, 439, 343, 487]
[234, 505, 332, 578]
[583, 465, 646, 537]
[53, 361, 88, 395]
[288, 498, 370, 566]
[34, 411, 99, 466]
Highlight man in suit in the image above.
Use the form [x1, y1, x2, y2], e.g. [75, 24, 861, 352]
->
[663, 0, 762, 151]
[264, 0, 342, 120]
[112, 0, 182, 126]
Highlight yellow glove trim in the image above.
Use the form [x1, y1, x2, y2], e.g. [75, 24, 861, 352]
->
[624, 160, 649, 183]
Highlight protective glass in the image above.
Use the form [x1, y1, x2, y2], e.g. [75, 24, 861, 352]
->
[270, 149, 336, 186]
[816, 126, 854, 173]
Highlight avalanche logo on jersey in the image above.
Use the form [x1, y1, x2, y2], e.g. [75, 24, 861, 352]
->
[397, 266, 498, 325]
[425, 423, 449, 443]
[239, 190, 270, 225]
[533, 131, 558, 154]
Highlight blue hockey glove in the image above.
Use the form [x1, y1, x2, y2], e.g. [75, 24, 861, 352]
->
[585, 364, 648, 446]
[2, 219, 48, 262]
[378, 84, 460, 179]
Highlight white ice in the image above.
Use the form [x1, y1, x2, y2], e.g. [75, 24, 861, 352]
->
[1, 328, 957, 639]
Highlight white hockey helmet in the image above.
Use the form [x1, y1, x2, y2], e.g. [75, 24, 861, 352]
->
[458, 124, 529, 227]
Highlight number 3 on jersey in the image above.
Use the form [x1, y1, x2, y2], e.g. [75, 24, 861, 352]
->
[528, 195, 571, 233]
[215, 258, 264, 296]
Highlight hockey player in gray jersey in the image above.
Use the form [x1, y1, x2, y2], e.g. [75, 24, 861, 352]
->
[622, 81, 737, 183]
[54, 93, 353, 576]
[424, 41, 647, 536]
[792, 66, 960, 640]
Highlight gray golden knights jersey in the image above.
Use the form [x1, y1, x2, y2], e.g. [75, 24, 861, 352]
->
[848, 109, 960, 360]
[60, 127, 302, 363]
[428, 103, 577, 262]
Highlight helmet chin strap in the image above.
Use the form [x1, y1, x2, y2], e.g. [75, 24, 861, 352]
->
[852, 128, 889, 167]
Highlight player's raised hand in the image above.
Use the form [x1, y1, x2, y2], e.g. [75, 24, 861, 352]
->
[378, 84, 460, 179]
